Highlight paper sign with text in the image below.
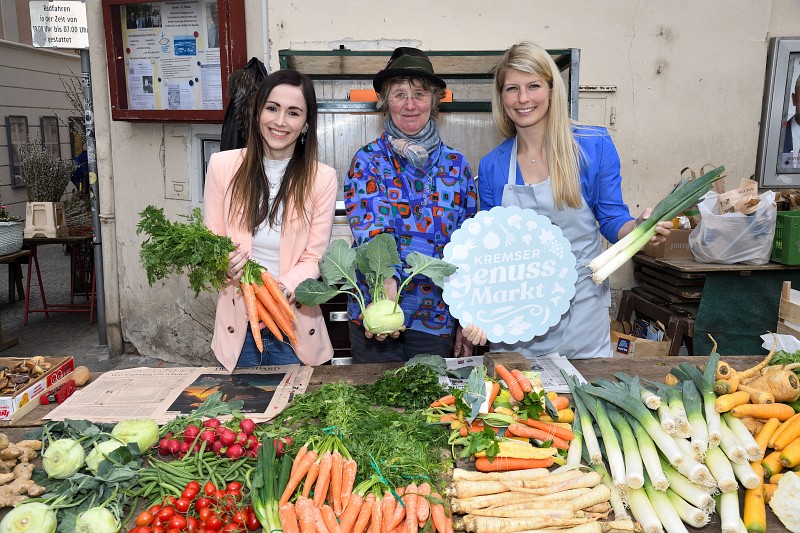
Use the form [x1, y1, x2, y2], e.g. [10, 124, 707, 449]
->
[442, 206, 577, 344]
[29, 1, 88, 50]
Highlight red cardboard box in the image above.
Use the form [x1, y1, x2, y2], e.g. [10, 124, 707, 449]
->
[0, 356, 74, 422]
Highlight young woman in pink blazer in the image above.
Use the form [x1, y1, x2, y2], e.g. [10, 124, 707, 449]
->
[204, 70, 337, 371]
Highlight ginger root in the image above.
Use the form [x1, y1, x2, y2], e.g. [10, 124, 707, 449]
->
[0, 434, 46, 507]
[0, 463, 46, 507]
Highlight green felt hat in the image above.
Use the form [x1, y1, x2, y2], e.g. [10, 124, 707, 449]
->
[373, 47, 446, 93]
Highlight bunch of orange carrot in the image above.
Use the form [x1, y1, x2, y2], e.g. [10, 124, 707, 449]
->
[277, 436, 453, 533]
[240, 261, 298, 351]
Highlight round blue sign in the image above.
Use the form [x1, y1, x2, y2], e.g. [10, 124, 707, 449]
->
[443, 205, 578, 344]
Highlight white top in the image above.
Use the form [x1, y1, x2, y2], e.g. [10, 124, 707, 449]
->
[251, 158, 289, 275]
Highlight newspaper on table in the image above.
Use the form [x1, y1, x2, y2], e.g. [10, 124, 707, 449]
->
[44, 364, 313, 424]
[439, 353, 585, 394]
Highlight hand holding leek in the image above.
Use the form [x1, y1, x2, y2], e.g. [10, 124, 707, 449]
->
[589, 165, 725, 284]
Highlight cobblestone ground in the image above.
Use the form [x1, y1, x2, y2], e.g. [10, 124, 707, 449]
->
[0, 244, 176, 372]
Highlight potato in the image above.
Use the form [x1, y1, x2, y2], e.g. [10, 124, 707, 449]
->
[72, 366, 90, 387]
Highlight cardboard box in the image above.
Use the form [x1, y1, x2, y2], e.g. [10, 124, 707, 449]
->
[484, 351, 531, 377]
[610, 330, 671, 358]
[0, 356, 74, 422]
[642, 229, 693, 259]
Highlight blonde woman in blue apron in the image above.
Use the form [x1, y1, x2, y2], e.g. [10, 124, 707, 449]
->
[458, 41, 671, 360]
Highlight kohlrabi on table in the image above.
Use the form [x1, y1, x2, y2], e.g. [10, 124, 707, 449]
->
[294, 233, 457, 335]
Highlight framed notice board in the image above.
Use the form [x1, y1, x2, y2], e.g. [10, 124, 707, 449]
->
[101, 0, 246, 122]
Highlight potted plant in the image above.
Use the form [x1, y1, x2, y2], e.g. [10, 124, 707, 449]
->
[18, 139, 74, 238]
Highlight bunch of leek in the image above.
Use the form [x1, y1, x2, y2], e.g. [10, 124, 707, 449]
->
[589, 165, 725, 284]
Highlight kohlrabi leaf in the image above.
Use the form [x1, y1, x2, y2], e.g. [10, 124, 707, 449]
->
[294, 278, 341, 306]
[463, 366, 486, 425]
[360, 233, 399, 285]
[320, 239, 357, 286]
[404, 252, 457, 286]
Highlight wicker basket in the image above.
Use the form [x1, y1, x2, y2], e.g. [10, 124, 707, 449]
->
[0, 220, 23, 255]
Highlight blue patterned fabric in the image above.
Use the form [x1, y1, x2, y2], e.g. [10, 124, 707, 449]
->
[344, 132, 477, 336]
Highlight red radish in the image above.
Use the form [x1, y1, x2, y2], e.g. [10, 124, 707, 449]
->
[239, 418, 256, 435]
[212, 441, 225, 455]
[158, 437, 171, 456]
[179, 441, 191, 455]
[167, 439, 181, 455]
[203, 418, 221, 429]
[219, 429, 236, 447]
[245, 434, 259, 449]
[192, 442, 202, 453]
[274, 438, 284, 456]
[199, 430, 216, 445]
[183, 424, 200, 443]
[245, 447, 258, 458]
[236, 432, 248, 446]
[226, 444, 245, 459]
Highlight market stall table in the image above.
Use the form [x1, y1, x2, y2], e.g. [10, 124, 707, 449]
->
[0, 249, 29, 351]
[0, 357, 790, 532]
[23, 236, 96, 325]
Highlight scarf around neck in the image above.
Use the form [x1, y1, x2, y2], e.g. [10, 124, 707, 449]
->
[384, 118, 441, 169]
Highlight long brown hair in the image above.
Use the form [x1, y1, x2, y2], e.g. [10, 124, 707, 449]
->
[229, 69, 319, 232]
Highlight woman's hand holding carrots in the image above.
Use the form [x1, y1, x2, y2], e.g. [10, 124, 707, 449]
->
[226, 244, 248, 283]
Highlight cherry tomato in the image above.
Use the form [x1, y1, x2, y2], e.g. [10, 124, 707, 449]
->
[158, 506, 175, 521]
[222, 524, 243, 533]
[198, 508, 213, 523]
[162, 495, 177, 507]
[226, 489, 242, 501]
[195, 497, 212, 511]
[136, 511, 155, 527]
[148, 504, 163, 515]
[225, 481, 243, 492]
[185, 480, 201, 493]
[175, 497, 191, 514]
[167, 529, 181, 533]
[129, 528, 152, 533]
[187, 516, 200, 532]
[204, 481, 217, 495]
[152, 527, 165, 533]
[205, 515, 223, 531]
[152, 517, 163, 529]
[168, 514, 188, 530]
[230, 510, 244, 525]
[219, 494, 238, 512]
[182, 487, 199, 500]
[244, 510, 260, 531]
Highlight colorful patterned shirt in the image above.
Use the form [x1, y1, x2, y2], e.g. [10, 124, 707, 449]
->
[344, 133, 477, 336]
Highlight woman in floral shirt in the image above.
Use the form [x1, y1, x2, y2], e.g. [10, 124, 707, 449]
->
[344, 47, 478, 363]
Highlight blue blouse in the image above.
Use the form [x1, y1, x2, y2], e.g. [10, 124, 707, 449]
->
[477, 126, 634, 243]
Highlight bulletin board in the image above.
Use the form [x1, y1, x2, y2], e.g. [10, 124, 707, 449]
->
[101, 0, 245, 122]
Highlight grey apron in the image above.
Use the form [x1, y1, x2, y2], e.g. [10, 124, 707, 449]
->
[493, 137, 611, 359]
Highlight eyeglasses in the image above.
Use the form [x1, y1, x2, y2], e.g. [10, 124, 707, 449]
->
[388, 90, 432, 105]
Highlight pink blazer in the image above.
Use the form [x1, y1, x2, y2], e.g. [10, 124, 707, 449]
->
[204, 149, 337, 371]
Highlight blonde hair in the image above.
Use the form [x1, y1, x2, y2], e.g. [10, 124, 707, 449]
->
[491, 41, 583, 209]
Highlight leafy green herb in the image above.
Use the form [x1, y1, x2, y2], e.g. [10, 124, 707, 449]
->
[294, 233, 457, 334]
[271, 382, 450, 488]
[450, 427, 500, 460]
[516, 389, 547, 420]
[359, 363, 447, 410]
[772, 350, 800, 367]
[137, 205, 235, 296]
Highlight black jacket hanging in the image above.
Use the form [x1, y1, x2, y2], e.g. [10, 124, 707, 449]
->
[220, 57, 268, 151]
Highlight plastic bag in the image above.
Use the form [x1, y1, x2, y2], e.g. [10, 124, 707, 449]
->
[688, 190, 777, 265]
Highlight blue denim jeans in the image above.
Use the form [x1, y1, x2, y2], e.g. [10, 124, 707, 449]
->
[238, 327, 302, 367]
[347, 321, 454, 363]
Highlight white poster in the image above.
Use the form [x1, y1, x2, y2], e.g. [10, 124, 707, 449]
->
[128, 59, 156, 110]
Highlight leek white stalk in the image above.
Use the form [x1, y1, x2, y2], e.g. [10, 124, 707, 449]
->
[608, 407, 644, 489]
[665, 489, 711, 528]
[660, 459, 716, 513]
[674, 437, 716, 488]
[644, 477, 690, 533]
[632, 418, 669, 491]
[582, 385, 684, 467]
[718, 491, 741, 533]
[591, 460, 630, 522]
[592, 398, 627, 488]
[704, 446, 738, 493]
[588, 165, 725, 283]
[674, 358, 722, 448]
[717, 417, 747, 464]
[681, 380, 709, 458]
[567, 380, 603, 465]
[657, 403, 677, 436]
[668, 386, 692, 438]
[730, 459, 761, 489]
[722, 413, 762, 461]
[566, 417, 584, 467]
[627, 487, 664, 533]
